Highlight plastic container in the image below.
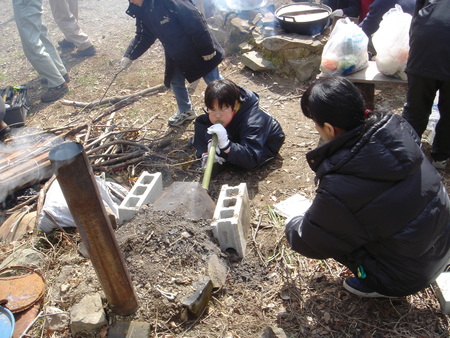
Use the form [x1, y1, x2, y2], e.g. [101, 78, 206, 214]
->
[1, 86, 28, 128]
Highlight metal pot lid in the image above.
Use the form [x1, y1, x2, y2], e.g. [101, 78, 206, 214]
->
[0, 306, 15, 338]
[276, 3, 330, 22]
[225, 0, 268, 11]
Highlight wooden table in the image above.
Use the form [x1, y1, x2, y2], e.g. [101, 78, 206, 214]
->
[319, 61, 407, 110]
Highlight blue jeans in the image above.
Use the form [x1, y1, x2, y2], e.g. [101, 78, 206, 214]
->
[170, 66, 222, 112]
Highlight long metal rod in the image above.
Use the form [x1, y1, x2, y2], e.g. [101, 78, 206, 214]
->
[49, 141, 138, 316]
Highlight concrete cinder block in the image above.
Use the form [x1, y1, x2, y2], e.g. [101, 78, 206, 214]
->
[118, 171, 163, 223]
[433, 272, 450, 314]
[211, 183, 250, 258]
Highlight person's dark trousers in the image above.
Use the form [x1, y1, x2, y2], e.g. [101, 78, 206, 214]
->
[402, 73, 450, 162]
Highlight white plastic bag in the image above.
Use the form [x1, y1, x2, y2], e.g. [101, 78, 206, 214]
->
[372, 5, 412, 80]
[320, 17, 369, 75]
[37, 176, 123, 232]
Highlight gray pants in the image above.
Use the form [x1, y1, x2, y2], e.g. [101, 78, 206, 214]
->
[49, 0, 93, 50]
[12, 0, 66, 87]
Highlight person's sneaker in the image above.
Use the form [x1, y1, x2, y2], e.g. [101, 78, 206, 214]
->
[168, 109, 196, 126]
[58, 39, 76, 50]
[343, 277, 392, 298]
[71, 45, 96, 58]
[432, 160, 448, 170]
[41, 83, 69, 102]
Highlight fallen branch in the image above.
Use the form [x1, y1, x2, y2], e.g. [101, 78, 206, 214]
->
[59, 84, 167, 108]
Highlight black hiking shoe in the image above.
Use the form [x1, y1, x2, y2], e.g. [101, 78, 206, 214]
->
[58, 39, 76, 50]
[41, 83, 69, 102]
[71, 46, 96, 58]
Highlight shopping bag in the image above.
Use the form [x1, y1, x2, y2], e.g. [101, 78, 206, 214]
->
[372, 5, 412, 80]
[320, 17, 369, 75]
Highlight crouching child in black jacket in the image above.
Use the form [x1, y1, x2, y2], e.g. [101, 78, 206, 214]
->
[285, 76, 450, 298]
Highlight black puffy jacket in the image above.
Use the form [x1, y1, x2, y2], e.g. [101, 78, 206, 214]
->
[125, 0, 224, 87]
[286, 113, 450, 296]
[406, 0, 450, 82]
[193, 87, 285, 170]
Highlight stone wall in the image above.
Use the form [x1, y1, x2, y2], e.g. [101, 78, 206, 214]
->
[207, 7, 329, 82]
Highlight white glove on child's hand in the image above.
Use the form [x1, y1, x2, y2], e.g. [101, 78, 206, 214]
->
[330, 9, 344, 17]
[202, 51, 216, 61]
[120, 57, 132, 70]
[201, 152, 226, 169]
[207, 124, 229, 150]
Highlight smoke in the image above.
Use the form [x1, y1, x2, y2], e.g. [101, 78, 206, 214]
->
[0, 127, 63, 204]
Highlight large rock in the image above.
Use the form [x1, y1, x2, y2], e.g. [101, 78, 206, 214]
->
[70, 293, 107, 334]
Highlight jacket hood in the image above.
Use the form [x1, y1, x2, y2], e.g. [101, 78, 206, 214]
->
[307, 113, 424, 182]
[230, 87, 258, 125]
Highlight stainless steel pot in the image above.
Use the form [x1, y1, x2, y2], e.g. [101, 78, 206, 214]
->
[275, 2, 332, 36]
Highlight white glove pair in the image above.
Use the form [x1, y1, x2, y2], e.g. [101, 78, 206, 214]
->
[207, 124, 229, 150]
[202, 51, 216, 61]
[120, 57, 132, 71]
[330, 9, 344, 18]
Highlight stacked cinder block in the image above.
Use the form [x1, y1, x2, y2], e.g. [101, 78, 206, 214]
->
[118, 171, 163, 223]
[211, 183, 250, 258]
[434, 272, 450, 314]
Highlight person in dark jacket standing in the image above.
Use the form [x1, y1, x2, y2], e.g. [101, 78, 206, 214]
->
[121, 0, 224, 127]
[285, 76, 450, 298]
[192, 79, 285, 171]
[359, 0, 414, 37]
[402, 0, 450, 170]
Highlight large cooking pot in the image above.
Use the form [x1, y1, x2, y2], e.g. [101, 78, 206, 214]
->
[275, 3, 332, 36]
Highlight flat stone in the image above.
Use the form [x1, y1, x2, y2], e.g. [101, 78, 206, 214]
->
[239, 42, 254, 53]
[207, 254, 228, 289]
[44, 306, 70, 332]
[261, 326, 287, 338]
[181, 276, 213, 318]
[70, 293, 107, 333]
[109, 321, 151, 338]
[241, 51, 275, 71]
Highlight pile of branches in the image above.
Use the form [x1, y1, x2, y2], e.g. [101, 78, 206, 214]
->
[0, 84, 196, 218]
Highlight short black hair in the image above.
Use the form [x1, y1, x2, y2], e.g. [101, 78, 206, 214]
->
[204, 79, 241, 110]
[301, 76, 366, 131]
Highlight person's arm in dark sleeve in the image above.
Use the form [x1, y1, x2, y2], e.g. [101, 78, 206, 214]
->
[359, 0, 396, 37]
[285, 216, 328, 259]
[124, 19, 157, 60]
[285, 186, 369, 259]
[342, 0, 361, 18]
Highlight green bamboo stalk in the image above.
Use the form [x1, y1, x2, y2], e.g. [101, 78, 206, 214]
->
[201, 133, 218, 190]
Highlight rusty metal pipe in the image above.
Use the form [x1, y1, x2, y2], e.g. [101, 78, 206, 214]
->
[49, 141, 138, 316]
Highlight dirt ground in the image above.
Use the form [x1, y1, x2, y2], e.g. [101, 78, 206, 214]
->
[1, 0, 450, 337]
